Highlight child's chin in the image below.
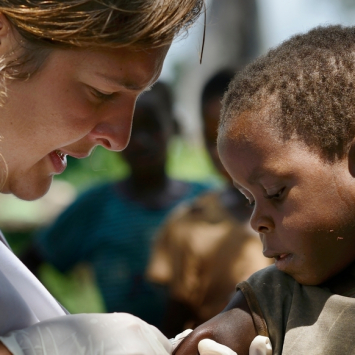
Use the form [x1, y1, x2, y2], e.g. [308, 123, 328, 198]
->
[287, 272, 326, 286]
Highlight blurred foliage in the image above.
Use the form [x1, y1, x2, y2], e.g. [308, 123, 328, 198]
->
[55, 136, 223, 192]
[39, 263, 106, 314]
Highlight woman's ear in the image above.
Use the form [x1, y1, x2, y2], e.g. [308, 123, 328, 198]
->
[348, 140, 355, 177]
[0, 13, 19, 56]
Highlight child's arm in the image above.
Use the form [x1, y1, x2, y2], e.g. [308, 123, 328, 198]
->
[0, 342, 11, 355]
[173, 290, 257, 355]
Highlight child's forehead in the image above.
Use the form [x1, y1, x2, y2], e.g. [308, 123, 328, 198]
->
[218, 124, 339, 194]
[217, 111, 325, 172]
[218, 109, 281, 150]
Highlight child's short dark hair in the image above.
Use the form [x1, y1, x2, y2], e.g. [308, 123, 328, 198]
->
[220, 25, 355, 162]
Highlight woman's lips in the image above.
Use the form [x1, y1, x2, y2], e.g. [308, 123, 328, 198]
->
[49, 150, 67, 174]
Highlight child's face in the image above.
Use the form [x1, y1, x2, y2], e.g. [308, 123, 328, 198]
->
[218, 113, 355, 286]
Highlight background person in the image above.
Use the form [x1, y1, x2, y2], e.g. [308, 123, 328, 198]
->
[147, 69, 272, 337]
[21, 81, 210, 328]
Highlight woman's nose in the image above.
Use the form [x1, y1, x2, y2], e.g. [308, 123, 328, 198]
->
[88, 99, 136, 151]
[250, 205, 274, 234]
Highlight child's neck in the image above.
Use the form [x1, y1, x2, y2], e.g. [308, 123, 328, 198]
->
[321, 262, 355, 296]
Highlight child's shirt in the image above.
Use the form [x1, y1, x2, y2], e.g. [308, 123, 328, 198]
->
[238, 265, 355, 354]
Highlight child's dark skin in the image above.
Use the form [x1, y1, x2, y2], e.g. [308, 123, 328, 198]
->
[175, 107, 355, 355]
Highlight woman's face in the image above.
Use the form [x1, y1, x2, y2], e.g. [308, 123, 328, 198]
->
[0, 35, 169, 200]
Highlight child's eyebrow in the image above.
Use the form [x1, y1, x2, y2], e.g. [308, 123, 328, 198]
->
[247, 168, 266, 184]
[233, 168, 281, 189]
[232, 169, 266, 188]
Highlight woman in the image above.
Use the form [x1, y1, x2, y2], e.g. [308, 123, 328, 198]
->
[0, 1, 206, 354]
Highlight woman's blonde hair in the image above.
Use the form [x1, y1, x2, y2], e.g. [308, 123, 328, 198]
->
[0, 0, 204, 95]
[0, 0, 204, 48]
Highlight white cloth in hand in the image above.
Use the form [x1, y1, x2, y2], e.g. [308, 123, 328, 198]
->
[198, 336, 272, 355]
[0, 313, 172, 355]
[249, 336, 272, 355]
[171, 330, 272, 355]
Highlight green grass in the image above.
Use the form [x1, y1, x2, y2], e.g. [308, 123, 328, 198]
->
[39, 263, 106, 314]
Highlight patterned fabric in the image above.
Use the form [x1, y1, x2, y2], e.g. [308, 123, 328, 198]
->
[35, 180, 209, 326]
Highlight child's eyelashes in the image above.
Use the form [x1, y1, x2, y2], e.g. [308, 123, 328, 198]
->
[246, 199, 255, 208]
[265, 187, 285, 200]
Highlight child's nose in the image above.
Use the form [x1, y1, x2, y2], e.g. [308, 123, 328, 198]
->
[250, 207, 274, 234]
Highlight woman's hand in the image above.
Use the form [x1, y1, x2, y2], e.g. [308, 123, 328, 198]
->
[173, 291, 257, 355]
[0, 313, 172, 355]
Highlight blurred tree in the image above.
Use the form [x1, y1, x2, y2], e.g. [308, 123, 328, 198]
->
[173, 0, 260, 144]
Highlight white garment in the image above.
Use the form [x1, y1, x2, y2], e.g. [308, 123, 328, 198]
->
[0, 232, 270, 355]
[0, 231, 66, 335]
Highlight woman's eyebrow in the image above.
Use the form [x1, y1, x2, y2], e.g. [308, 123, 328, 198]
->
[94, 72, 147, 91]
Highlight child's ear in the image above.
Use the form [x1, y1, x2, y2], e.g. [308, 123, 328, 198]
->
[348, 140, 355, 177]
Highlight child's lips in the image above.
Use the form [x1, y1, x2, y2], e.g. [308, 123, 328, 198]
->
[274, 253, 292, 271]
[275, 253, 289, 261]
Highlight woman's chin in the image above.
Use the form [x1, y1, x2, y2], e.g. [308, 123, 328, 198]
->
[6, 177, 53, 201]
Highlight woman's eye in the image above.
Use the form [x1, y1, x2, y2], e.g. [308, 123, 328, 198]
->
[91, 88, 114, 100]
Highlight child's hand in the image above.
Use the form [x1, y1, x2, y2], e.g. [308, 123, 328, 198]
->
[173, 291, 257, 355]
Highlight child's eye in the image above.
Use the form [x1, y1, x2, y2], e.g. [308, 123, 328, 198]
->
[246, 199, 255, 208]
[266, 187, 285, 200]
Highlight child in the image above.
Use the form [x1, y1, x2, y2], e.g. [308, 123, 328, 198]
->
[174, 25, 355, 355]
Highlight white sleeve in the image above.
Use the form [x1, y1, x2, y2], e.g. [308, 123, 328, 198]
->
[0, 240, 66, 335]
